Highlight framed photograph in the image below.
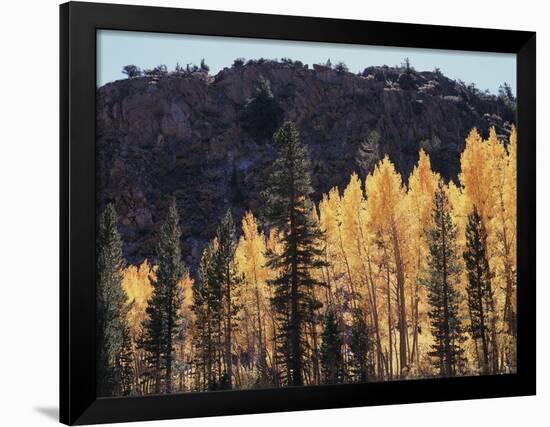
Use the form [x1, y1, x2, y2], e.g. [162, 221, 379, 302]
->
[60, 1, 536, 425]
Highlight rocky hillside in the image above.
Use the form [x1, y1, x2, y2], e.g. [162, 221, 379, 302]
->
[96, 59, 516, 266]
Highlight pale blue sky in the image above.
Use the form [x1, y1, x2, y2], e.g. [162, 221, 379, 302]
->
[97, 30, 516, 95]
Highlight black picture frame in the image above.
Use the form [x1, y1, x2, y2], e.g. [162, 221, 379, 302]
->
[60, 1, 536, 425]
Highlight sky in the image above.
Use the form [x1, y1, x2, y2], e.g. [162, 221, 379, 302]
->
[97, 30, 516, 95]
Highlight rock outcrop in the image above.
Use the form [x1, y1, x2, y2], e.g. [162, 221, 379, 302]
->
[96, 60, 516, 267]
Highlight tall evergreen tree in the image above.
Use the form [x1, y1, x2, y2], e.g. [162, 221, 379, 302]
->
[139, 198, 187, 394]
[139, 268, 165, 394]
[96, 203, 130, 396]
[213, 210, 241, 389]
[422, 184, 465, 377]
[158, 198, 187, 393]
[191, 258, 209, 391]
[192, 241, 221, 391]
[191, 212, 241, 391]
[349, 308, 373, 383]
[320, 308, 343, 384]
[264, 121, 326, 386]
[464, 207, 497, 374]
[118, 320, 135, 396]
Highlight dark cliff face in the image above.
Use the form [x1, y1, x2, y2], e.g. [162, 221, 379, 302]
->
[96, 60, 516, 267]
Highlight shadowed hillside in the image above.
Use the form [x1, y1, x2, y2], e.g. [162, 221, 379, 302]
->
[96, 59, 516, 266]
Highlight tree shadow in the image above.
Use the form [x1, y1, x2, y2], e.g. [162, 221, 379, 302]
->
[34, 407, 58, 422]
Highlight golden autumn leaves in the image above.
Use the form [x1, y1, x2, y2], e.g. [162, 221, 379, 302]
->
[122, 126, 517, 388]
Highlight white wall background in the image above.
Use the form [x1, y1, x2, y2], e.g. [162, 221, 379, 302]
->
[0, 0, 546, 425]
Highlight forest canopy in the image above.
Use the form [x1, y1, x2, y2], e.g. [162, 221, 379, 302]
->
[96, 123, 517, 396]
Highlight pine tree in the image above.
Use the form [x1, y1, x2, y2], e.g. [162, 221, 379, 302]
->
[118, 321, 135, 396]
[200, 58, 210, 73]
[264, 121, 326, 386]
[241, 76, 283, 140]
[464, 207, 497, 374]
[139, 198, 187, 394]
[191, 276, 207, 391]
[213, 210, 241, 389]
[405, 149, 439, 371]
[422, 184, 465, 377]
[158, 198, 187, 393]
[349, 308, 373, 383]
[139, 269, 165, 394]
[320, 308, 343, 384]
[193, 238, 224, 390]
[96, 203, 130, 396]
[191, 241, 220, 391]
[191, 212, 241, 391]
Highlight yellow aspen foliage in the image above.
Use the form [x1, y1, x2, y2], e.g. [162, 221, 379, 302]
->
[485, 127, 510, 260]
[123, 260, 193, 332]
[236, 212, 269, 288]
[341, 173, 367, 291]
[447, 180, 468, 247]
[457, 126, 518, 371]
[114, 126, 517, 393]
[364, 156, 410, 275]
[487, 128, 517, 359]
[365, 156, 407, 231]
[406, 150, 439, 232]
[459, 128, 496, 222]
[235, 212, 267, 382]
[178, 272, 194, 324]
[341, 174, 365, 259]
[235, 211, 271, 331]
[504, 126, 517, 269]
[504, 127, 518, 330]
[319, 187, 353, 306]
[122, 260, 154, 340]
[405, 149, 440, 264]
[319, 188, 343, 270]
[364, 155, 411, 377]
[341, 173, 380, 317]
[174, 272, 195, 378]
